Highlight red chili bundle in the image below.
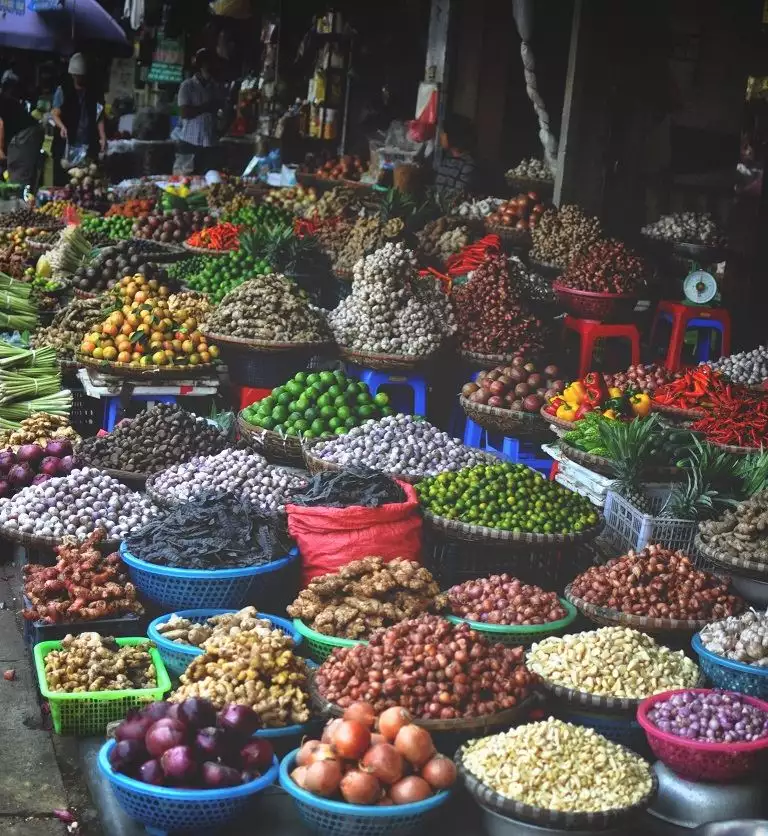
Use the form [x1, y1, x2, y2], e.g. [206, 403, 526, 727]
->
[653, 366, 732, 411]
[444, 235, 501, 277]
[186, 222, 241, 251]
[691, 394, 768, 448]
[558, 239, 646, 294]
[22, 530, 142, 623]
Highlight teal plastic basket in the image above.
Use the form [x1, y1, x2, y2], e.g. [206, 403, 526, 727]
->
[34, 638, 171, 736]
[292, 618, 365, 662]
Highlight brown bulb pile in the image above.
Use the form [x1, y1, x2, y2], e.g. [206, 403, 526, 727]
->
[530, 204, 602, 267]
[448, 575, 567, 625]
[315, 614, 535, 720]
[558, 239, 646, 294]
[569, 544, 743, 620]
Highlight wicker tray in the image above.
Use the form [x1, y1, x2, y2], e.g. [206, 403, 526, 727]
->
[456, 740, 657, 831]
[201, 331, 332, 354]
[77, 355, 219, 380]
[238, 415, 305, 465]
[539, 405, 579, 432]
[181, 242, 232, 257]
[651, 402, 707, 421]
[564, 585, 719, 634]
[0, 524, 119, 554]
[694, 534, 768, 578]
[338, 346, 438, 372]
[460, 395, 545, 437]
[705, 440, 761, 456]
[422, 509, 604, 546]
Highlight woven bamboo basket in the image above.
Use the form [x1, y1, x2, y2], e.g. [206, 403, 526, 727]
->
[460, 395, 545, 437]
[237, 415, 305, 465]
[338, 346, 439, 372]
[201, 331, 332, 355]
[77, 355, 219, 381]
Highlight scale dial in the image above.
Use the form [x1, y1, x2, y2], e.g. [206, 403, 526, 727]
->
[683, 270, 718, 304]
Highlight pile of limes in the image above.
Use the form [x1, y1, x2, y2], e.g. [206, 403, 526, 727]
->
[416, 463, 601, 534]
[184, 250, 272, 303]
[241, 370, 392, 439]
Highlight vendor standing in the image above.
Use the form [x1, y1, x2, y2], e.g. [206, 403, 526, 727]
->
[175, 49, 221, 175]
[51, 53, 106, 178]
[434, 114, 478, 203]
[0, 70, 44, 189]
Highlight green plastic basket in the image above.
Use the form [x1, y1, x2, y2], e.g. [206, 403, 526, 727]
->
[292, 619, 366, 662]
[33, 638, 172, 736]
[445, 599, 579, 647]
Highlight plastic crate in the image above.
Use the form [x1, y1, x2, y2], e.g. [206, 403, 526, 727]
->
[33, 638, 171, 736]
[148, 609, 302, 678]
[602, 487, 699, 556]
[99, 740, 279, 835]
[279, 749, 450, 836]
[119, 544, 300, 612]
[70, 387, 102, 437]
[292, 618, 365, 663]
[22, 595, 143, 646]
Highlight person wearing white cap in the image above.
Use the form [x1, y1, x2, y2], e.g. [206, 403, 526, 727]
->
[51, 53, 106, 178]
[0, 70, 43, 189]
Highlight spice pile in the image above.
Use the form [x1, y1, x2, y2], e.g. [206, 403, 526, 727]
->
[527, 627, 700, 699]
[699, 610, 768, 667]
[569, 545, 743, 621]
[530, 204, 602, 267]
[308, 414, 488, 478]
[287, 558, 444, 639]
[699, 491, 768, 562]
[0, 468, 156, 542]
[453, 254, 548, 357]
[557, 239, 646, 294]
[417, 463, 600, 534]
[462, 358, 563, 414]
[79, 405, 226, 474]
[44, 633, 156, 693]
[204, 275, 330, 342]
[124, 493, 284, 571]
[647, 690, 768, 743]
[447, 575, 566, 625]
[151, 449, 306, 513]
[461, 719, 652, 813]
[172, 626, 311, 724]
[329, 243, 456, 356]
[315, 614, 535, 718]
[156, 607, 281, 648]
[23, 532, 142, 624]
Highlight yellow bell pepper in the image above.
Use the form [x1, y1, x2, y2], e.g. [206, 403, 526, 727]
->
[608, 387, 623, 398]
[562, 381, 587, 405]
[556, 403, 579, 422]
[602, 408, 619, 420]
[630, 393, 652, 418]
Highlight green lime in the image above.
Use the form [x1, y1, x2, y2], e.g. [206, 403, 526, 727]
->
[294, 419, 309, 433]
[334, 426, 347, 435]
[295, 397, 309, 413]
[258, 416, 275, 430]
[357, 405, 374, 418]
[272, 405, 289, 422]
[304, 407, 318, 422]
[320, 405, 336, 419]
[333, 395, 347, 407]
[285, 426, 298, 436]
[319, 371, 334, 384]
[258, 396, 274, 412]
[307, 373, 320, 385]
[288, 401, 299, 413]
[317, 393, 332, 408]
[286, 381, 303, 396]
[374, 392, 389, 407]
[337, 406, 351, 421]
[346, 381, 361, 395]
[328, 384, 342, 398]
[310, 418, 325, 435]
[344, 416, 357, 429]
[357, 392, 372, 404]
[294, 372, 308, 384]
[277, 391, 292, 406]
[288, 411, 303, 424]
[328, 417, 342, 430]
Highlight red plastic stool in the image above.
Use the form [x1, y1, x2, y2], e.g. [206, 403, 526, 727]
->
[649, 301, 731, 373]
[564, 315, 641, 380]
[237, 386, 271, 411]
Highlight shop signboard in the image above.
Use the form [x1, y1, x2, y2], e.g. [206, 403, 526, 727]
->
[148, 38, 184, 84]
[0, 0, 26, 14]
[28, 0, 64, 10]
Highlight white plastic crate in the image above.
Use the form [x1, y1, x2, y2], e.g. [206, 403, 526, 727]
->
[603, 487, 699, 556]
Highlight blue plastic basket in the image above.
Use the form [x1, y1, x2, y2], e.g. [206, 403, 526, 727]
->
[692, 633, 768, 699]
[98, 740, 279, 836]
[279, 749, 451, 836]
[119, 544, 300, 611]
[557, 708, 647, 755]
[147, 609, 302, 678]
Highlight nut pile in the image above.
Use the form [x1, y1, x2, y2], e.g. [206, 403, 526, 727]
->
[505, 158, 554, 181]
[151, 449, 306, 513]
[315, 615, 535, 718]
[172, 628, 311, 726]
[0, 413, 79, 451]
[461, 719, 652, 813]
[447, 575, 566, 625]
[699, 491, 768, 562]
[647, 690, 768, 743]
[417, 218, 469, 263]
[204, 274, 330, 342]
[23, 531, 142, 624]
[453, 254, 549, 356]
[44, 633, 157, 693]
[309, 414, 489, 478]
[527, 627, 700, 699]
[530, 204, 603, 267]
[287, 558, 445, 639]
[0, 468, 157, 542]
[699, 610, 768, 667]
[558, 239, 646, 294]
[156, 607, 280, 647]
[641, 211, 725, 246]
[569, 545, 743, 621]
[709, 348, 768, 387]
[79, 405, 226, 474]
[32, 297, 112, 360]
[329, 243, 456, 356]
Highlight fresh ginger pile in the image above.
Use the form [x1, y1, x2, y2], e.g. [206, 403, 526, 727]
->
[23, 530, 143, 623]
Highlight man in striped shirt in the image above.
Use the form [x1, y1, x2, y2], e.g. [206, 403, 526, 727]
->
[175, 49, 220, 175]
[435, 113, 478, 204]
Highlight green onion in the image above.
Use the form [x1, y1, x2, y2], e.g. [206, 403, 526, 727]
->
[0, 390, 72, 421]
[0, 372, 61, 405]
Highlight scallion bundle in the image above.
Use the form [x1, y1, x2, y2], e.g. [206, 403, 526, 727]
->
[0, 390, 72, 422]
[0, 273, 39, 330]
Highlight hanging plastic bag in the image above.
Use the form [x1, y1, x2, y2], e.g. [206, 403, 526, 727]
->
[60, 142, 88, 171]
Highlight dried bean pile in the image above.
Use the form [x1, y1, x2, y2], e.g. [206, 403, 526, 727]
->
[558, 239, 646, 294]
[569, 545, 743, 621]
[79, 405, 226, 474]
[315, 614, 535, 719]
[447, 575, 566, 625]
[287, 558, 445, 639]
[699, 610, 768, 667]
[530, 204, 602, 267]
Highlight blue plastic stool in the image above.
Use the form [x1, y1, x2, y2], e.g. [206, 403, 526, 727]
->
[347, 366, 427, 416]
[656, 311, 727, 364]
[103, 395, 178, 432]
[463, 422, 552, 475]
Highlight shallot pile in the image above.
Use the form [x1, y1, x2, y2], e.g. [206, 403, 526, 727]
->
[603, 364, 681, 395]
[558, 239, 646, 294]
[447, 575, 567, 625]
[647, 691, 768, 743]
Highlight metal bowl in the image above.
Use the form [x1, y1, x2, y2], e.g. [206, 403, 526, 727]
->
[648, 763, 767, 829]
[730, 575, 768, 607]
[479, 804, 626, 836]
[693, 823, 768, 836]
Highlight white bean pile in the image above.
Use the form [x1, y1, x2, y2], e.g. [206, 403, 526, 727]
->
[329, 242, 456, 356]
[0, 468, 157, 541]
[150, 449, 307, 513]
[310, 414, 491, 478]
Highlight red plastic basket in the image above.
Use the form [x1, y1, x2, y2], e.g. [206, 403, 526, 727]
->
[637, 689, 768, 783]
[552, 281, 637, 321]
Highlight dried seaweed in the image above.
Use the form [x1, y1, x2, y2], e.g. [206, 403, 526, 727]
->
[289, 468, 406, 508]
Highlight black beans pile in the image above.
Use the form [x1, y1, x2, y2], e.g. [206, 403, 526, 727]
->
[79, 404, 227, 474]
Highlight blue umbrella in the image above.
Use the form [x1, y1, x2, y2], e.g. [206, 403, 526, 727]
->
[0, 0, 130, 54]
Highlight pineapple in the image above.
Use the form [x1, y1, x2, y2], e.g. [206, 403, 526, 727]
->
[600, 415, 659, 512]
[660, 471, 718, 520]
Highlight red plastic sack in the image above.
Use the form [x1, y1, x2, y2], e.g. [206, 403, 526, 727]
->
[286, 481, 423, 586]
